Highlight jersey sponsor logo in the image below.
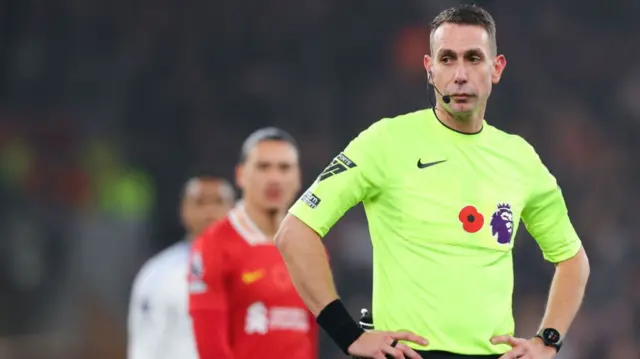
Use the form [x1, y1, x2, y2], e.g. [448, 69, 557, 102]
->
[244, 302, 309, 335]
[490, 203, 514, 244]
[242, 269, 266, 285]
[318, 153, 357, 181]
[245, 302, 269, 334]
[269, 307, 309, 331]
[300, 190, 321, 209]
[416, 159, 447, 169]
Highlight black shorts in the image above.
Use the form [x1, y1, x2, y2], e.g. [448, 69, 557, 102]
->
[415, 350, 500, 359]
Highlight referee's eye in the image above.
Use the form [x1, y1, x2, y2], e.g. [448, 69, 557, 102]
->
[440, 56, 454, 65]
[256, 162, 271, 171]
[464, 50, 485, 64]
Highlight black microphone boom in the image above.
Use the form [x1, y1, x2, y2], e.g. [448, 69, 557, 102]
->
[427, 71, 450, 104]
[432, 83, 450, 104]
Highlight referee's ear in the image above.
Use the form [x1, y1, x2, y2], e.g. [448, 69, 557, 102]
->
[423, 54, 434, 83]
[491, 54, 507, 84]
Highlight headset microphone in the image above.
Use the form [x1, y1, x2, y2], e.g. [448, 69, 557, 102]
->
[428, 71, 451, 104]
[438, 89, 451, 104]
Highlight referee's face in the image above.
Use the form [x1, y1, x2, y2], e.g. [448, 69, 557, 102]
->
[424, 23, 506, 114]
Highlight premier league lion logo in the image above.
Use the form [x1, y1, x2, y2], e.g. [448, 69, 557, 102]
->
[490, 203, 513, 244]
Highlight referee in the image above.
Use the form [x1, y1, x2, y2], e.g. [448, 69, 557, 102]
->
[275, 5, 590, 359]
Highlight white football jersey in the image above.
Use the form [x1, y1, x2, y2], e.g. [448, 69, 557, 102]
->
[127, 241, 198, 359]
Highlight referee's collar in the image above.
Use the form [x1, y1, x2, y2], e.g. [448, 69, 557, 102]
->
[430, 108, 486, 141]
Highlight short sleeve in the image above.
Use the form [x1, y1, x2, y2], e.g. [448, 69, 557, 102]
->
[188, 230, 231, 312]
[289, 120, 388, 237]
[521, 151, 581, 263]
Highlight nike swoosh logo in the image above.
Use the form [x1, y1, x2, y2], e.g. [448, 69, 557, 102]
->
[417, 159, 447, 169]
[241, 269, 266, 285]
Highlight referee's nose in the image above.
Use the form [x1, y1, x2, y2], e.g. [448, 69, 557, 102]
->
[453, 64, 469, 85]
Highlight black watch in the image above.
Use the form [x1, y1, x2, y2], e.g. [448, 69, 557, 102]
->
[535, 328, 562, 352]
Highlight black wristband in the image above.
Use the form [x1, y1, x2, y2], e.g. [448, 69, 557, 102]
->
[316, 299, 364, 355]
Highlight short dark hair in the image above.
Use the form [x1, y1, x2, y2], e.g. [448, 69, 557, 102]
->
[181, 173, 234, 199]
[238, 127, 298, 164]
[430, 4, 497, 54]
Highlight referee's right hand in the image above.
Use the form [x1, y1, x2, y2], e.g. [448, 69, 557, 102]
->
[347, 330, 428, 359]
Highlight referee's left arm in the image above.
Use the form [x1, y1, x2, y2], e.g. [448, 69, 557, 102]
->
[274, 120, 415, 356]
[274, 120, 388, 316]
[521, 151, 590, 338]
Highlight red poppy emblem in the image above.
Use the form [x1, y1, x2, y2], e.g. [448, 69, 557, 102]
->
[458, 205, 484, 233]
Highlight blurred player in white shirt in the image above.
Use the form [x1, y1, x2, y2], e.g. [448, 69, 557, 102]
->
[128, 175, 235, 359]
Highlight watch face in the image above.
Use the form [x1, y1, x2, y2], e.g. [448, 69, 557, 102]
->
[542, 328, 561, 344]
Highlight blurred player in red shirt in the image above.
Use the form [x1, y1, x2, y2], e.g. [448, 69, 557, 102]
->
[188, 127, 318, 359]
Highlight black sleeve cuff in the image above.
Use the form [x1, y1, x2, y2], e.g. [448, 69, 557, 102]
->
[316, 299, 364, 355]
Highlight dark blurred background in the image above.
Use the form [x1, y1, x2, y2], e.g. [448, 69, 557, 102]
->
[0, 0, 639, 358]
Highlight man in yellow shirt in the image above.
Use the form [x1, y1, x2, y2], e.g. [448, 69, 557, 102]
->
[275, 4, 590, 359]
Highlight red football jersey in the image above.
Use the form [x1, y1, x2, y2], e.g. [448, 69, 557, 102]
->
[188, 204, 318, 359]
